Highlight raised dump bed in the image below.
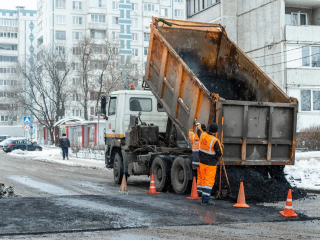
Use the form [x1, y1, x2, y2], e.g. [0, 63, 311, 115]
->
[144, 18, 298, 166]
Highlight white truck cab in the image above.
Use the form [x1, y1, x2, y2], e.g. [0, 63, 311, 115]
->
[105, 89, 168, 138]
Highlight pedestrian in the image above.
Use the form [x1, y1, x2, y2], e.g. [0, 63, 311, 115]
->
[189, 124, 207, 197]
[197, 122, 223, 205]
[59, 133, 70, 160]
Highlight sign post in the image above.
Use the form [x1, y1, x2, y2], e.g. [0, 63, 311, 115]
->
[23, 116, 31, 151]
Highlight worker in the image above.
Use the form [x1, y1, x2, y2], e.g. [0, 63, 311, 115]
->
[188, 124, 206, 197]
[197, 122, 223, 205]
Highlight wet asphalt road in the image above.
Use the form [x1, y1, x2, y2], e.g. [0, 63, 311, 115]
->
[1, 151, 320, 239]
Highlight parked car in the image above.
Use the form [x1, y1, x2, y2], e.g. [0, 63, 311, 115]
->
[0, 135, 10, 142]
[3, 138, 42, 153]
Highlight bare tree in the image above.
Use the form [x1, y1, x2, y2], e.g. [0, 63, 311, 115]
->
[15, 45, 73, 144]
[74, 36, 143, 119]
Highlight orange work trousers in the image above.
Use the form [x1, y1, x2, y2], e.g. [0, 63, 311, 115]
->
[199, 163, 217, 201]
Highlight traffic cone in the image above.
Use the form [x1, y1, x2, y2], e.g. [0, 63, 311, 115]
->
[119, 174, 128, 194]
[279, 189, 298, 217]
[187, 176, 202, 200]
[146, 174, 160, 194]
[233, 182, 249, 208]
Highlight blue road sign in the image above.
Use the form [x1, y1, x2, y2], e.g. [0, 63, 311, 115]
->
[24, 116, 31, 124]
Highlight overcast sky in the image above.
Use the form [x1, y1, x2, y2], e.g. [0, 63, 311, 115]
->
[1, 0, 37, 10]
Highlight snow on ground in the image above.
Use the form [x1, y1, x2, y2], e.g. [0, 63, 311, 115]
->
[285, 151, 320, 191]
[8, 147, 320, 190]
[8, 147, 105, 170]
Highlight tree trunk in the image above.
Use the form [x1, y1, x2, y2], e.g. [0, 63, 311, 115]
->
[49, 128, 55, 146]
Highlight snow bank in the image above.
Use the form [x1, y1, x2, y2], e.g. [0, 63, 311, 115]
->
[8, 147, 105, 170]
[285, 151, 320, 190]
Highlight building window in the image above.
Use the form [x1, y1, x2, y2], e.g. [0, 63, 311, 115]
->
[38, 6, 43, 16]
[73, 78, 81, 85]
[0, 20, 18, 27]
[0, 56, 18, 62]
[175, 0, 183, 2]
[91, 30, 105, 39]
[175, 9, 183, 18]
[112, 2, 119, 10]
[73, 1, 82, 10]
[301, 89, 320, 111]
[72, 31, 82, 40]
[112, 31, 119, 40]
[0, 68, 16, 74]
[285, 12, 307, 25]
[56, 31, 66, 40]
[55, 46, 65, 54]
[132, 48, 138, 56]
[161, 8, 168, 17]
[91, 14, 106, 23]
[56, 0, 66, 8]
[112, 17, 119, 25]
[90, 107, 95, 116]
[144, 4, 155, 12]
[132, 18, 138, 27]
[38, 21, 43, 31]
[73, 47, 81, 55]
[301, 46, 320, 68]
[132, 33, 138, 41]
[144, 32, 150, 41]
[144, 47, 148, 56]
[132, 3, 138, 11]
[55, 15, 65, 24]
[0, 32, 18, 38]
[90, 0, 106, 8]
[72, 62, 81, 70]
[73, 94, 81, 101]
[56, 62, 66, 71]
[73, 16, 82, 25]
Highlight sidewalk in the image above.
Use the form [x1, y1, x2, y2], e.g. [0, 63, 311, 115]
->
[8, 147, 106, 170]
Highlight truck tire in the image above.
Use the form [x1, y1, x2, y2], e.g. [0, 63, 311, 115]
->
[113, 152, 124, 184]
[171, 157, 192, 194]
[151, 157, 170, 192]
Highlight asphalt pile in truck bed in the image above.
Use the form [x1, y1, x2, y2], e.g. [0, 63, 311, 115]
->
[212, 166, 307, 203]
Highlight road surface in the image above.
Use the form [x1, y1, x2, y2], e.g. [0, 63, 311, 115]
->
[0, 151, 319, 239]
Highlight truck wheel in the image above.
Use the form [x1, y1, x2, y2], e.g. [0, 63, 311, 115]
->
[113, 152, 124, 184]
[151, 157, 170, 192]
[171, 157, 192, 194]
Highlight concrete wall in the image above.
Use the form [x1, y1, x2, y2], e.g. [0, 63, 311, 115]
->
[237, 0, 284, 88]
[312, 7, 320, 25]
[286, 25, 320, 42]
[287, 69, 320, 87]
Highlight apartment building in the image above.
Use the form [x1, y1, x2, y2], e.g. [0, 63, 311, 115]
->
[187, 0, 320, 130]
[0, 7, 37, 125]
[36, 0, 186, 119]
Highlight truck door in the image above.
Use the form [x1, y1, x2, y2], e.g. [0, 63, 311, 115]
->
[106, 97, 117, 137]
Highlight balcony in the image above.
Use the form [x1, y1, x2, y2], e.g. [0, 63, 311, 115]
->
[187, 1, 221, 22]
[286, 25, 320, 42]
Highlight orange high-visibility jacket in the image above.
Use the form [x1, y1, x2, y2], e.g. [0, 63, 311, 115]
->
[198, 125, 223, 166]
[188, 130, 200, 152]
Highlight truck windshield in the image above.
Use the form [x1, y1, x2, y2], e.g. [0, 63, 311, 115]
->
[130, 98, 152, 112]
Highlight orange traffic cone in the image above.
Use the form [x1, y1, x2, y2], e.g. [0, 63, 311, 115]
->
[119, 174, 128, 194]
[187, 176, 202, 200]
[146, 174, 160, 194]
[233, 182, 249, 208]
[279, 189, 298, 217]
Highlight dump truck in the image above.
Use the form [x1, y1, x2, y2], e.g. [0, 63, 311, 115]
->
[101, 18, 298, 195]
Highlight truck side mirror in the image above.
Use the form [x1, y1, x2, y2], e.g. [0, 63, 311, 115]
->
[101, 95, 106, 117]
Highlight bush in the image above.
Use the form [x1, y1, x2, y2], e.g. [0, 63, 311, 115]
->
[296, 125, 320, 151]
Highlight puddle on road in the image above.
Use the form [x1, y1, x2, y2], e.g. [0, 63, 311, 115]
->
[9, 175, 73, 195]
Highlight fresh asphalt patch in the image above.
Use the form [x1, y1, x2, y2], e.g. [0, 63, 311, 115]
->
[0, 192, 316, 236]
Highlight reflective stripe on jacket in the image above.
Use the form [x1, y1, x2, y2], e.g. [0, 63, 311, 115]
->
[199, 131, 222, 166]
[188, 130, 200, 152]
